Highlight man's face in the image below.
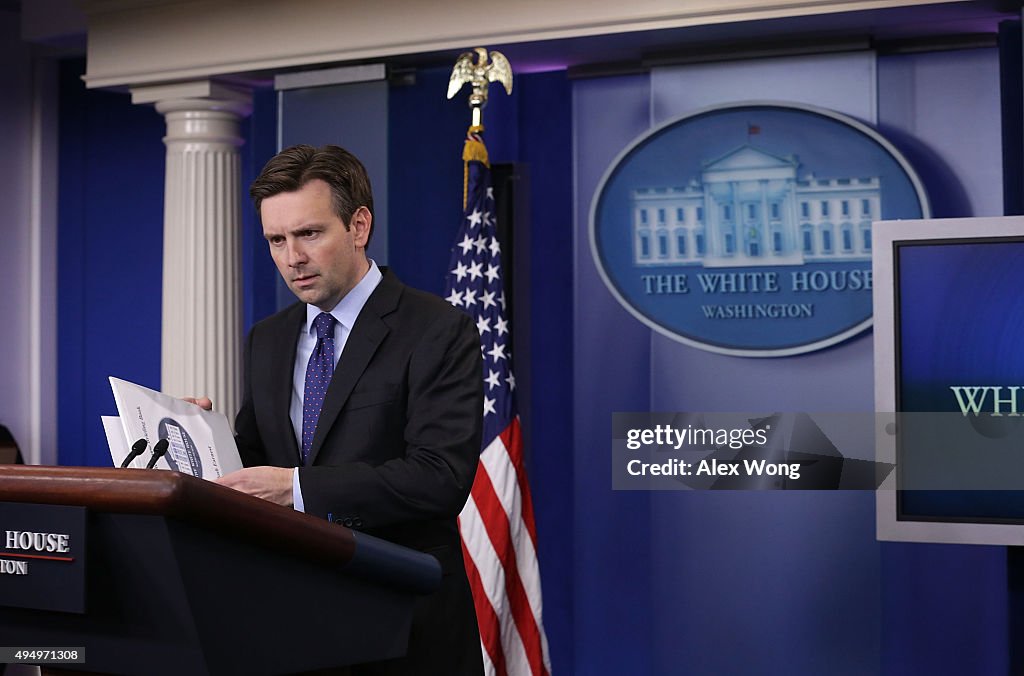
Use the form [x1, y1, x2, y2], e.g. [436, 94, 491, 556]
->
[261, 179, 371, 311]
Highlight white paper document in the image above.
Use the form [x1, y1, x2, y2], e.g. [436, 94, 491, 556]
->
[102, 415, 131, 466]
[105, 377, 242, 479]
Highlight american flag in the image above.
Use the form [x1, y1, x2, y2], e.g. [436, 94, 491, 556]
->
[446, 127, 552, 676]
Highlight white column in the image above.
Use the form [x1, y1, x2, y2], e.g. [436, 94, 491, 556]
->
[132, 81, 252, 422]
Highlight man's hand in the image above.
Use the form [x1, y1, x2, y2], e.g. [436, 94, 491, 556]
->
[216, 466, 294, 507]
[182, 396, 213, 411]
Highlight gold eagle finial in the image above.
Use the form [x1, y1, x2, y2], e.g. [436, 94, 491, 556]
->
[447, 47, 513, 127]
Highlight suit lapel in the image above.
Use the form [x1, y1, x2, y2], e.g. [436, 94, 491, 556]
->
[307, 268, 402, 465]
[269, 303, 305, 465]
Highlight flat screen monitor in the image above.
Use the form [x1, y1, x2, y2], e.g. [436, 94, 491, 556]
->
[874, 215, 1024, 545]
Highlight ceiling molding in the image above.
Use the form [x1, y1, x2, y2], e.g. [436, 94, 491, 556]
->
[82, 0, 960, 88]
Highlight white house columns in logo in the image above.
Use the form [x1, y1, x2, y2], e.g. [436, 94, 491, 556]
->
[631, 145, 880, 269]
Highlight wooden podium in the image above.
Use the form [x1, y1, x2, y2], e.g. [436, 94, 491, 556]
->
[0, 466, 441, 675]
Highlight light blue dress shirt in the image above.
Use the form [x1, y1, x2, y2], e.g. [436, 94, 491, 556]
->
[291, 260, 383, 511]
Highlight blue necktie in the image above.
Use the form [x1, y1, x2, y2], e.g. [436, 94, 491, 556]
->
[302, 312, 337, 464]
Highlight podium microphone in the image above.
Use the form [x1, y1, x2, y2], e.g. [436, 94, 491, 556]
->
[145, 438, 170, 469]
[120, 438, 148, 468]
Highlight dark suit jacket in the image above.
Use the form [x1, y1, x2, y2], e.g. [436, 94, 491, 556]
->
[234, 267, 484, 675]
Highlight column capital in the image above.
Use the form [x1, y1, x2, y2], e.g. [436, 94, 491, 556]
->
[130, 79, 253, 118]
[134, 80, 252, 149]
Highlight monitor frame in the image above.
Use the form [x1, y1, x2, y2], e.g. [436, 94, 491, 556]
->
[874, 215, 1024, 546]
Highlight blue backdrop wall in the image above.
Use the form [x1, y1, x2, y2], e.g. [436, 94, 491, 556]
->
[57, 58, 165, 468]
[569, 47, 1007, 675]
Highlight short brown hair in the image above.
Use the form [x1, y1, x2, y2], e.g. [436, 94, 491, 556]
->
[250, 144, 375, 244]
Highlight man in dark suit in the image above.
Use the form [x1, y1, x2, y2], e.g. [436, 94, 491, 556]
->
[215, 144, 485, 675]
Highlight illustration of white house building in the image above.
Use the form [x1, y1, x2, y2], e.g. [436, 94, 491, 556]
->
[631, 145, 880, 268]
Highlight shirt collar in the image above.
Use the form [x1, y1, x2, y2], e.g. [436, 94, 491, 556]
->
[304, 260, 383, 334]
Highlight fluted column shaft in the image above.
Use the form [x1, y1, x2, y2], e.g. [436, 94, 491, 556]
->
[152, 92, 252, 423]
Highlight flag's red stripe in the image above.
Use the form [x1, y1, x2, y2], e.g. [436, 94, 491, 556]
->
[499, 419, 540, 548]
[496, 420, 550, 676]
[460, 515, 509, 676]
[471, 459, 547, 676]
[497, 419, 548, 671]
